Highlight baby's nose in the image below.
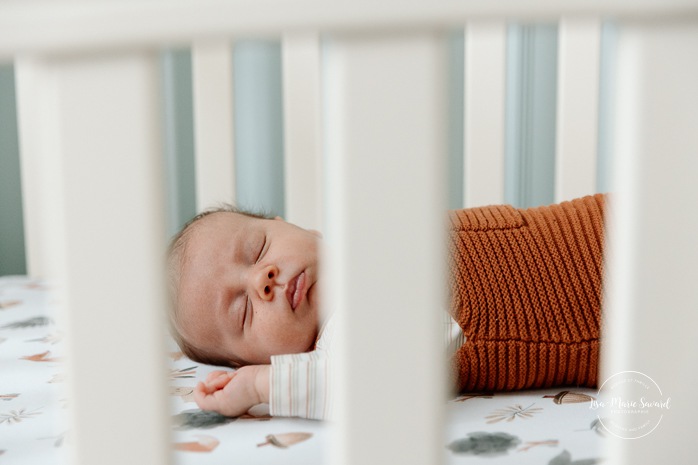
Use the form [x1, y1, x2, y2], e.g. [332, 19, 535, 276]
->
[256, 265, 279, 301]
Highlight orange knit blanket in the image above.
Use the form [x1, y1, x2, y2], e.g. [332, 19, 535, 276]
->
[448, 193, 605, 392]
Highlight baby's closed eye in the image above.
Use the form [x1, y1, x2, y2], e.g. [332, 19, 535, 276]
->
[255, 236, 267, 263]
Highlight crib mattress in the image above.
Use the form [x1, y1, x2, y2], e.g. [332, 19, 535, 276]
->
[0, 276, 606, 464]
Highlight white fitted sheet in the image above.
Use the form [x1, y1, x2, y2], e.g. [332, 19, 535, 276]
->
[0, 276, 606, 464]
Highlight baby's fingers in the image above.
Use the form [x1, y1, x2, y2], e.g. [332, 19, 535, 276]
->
[195, 379, 219, 396]
[206, 371, 236, 391]
[205, 370, 231, 383]
[195, 380, 212, 397]
[194, 382, 221, 412]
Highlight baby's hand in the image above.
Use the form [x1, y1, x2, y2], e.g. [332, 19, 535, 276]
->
[194, 365, 270, 417]
[201, 370, 234, 391]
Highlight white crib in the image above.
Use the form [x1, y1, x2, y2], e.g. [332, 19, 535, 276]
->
[1, 1, 697, 464]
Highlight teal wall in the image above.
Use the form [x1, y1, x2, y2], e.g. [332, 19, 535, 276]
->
[505, 23, 559, 209]
[0, 65, 26, 276]
[161, 49, 198, 236]
[233, 40, 286, 218]
[597, 22, 619, 194]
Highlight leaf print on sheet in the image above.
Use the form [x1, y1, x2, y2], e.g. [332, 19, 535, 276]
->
[447, 431, 521, 456]
[0, 300, 21, 309]
[1, 316, 53, 329]
[170, 386, 196, 403]
[25, 282, 48, 290]
[0, 407, 42, 425]
[39, 431, 68, 447]
[257, 432, 313, 448]
[452, 392, 495, 402]
[172, 409, 236, 430]
[173, 435, 219, 452]
[485, 403, 543, 424]
[20, 351, 62, 362]
[576, 418, 610, 437]
[518, 440, 559, 452]
[548, 449, 604, 465]
[543, 390, 595, 404]
[170, 366, 197, 380]
[26, 332, 63, 345]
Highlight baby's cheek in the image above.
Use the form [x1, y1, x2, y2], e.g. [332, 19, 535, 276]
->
[264, 321, 316, 355]
[291, 322, 318, 352]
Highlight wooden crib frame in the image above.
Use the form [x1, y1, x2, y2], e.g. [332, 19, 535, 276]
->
[2, 1, 697, 464]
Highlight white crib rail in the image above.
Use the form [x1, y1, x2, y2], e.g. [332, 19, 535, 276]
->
[282, 33, 323, 231]
[3, 2, 698, 465]
[324, 32, 447, 465]
[0, 0, 695, 59]
[14, 59, 53, 279]
[464, 21, 507, 207]
[602, 20, 698, 462]
[555, 18, 601, 202]
[14, 53, 170, 465]
[191, 41, 237, 210]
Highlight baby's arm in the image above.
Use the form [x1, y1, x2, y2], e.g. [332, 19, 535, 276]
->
[196, 318, 336, 420]
[193, 365, 270, 417]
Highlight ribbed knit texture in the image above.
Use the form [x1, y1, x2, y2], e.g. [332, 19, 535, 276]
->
[448, 193, 606, 392]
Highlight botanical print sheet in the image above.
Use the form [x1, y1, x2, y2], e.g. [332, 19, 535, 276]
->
[0, 276, 67, 465]
[1, 276, 605, 464]
[445, 388, 605, 464]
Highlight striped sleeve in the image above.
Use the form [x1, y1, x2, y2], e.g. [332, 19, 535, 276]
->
[445, 310, 466, 356]
[269, 350, 332, 420]
[269, 317, 335, 420]
[269, 313, 464, 420]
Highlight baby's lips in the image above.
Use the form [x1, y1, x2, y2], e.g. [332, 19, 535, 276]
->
[285, 274, 298, 308]
[285, 271, 306, 310]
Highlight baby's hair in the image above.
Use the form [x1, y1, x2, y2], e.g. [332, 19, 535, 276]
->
[167, 204, 273, 368]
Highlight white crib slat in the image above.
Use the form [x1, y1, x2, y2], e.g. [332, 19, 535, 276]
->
[602, 20, 698, 465]
[25, 53, 169, 465]
[282, 33, 323, 231]
[192, 42, 236, 211]
[464, 21, 507, 207]
[325, 33, 447, 465]
[14, 60, 53, 279]
[2, 0, 697, 60]
[555, 18, 601, 202]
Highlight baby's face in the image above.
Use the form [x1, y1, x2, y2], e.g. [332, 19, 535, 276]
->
[176, 212, 322, 365]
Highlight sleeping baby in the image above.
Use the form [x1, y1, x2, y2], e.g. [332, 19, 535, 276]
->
[167, 193, 606, 420]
